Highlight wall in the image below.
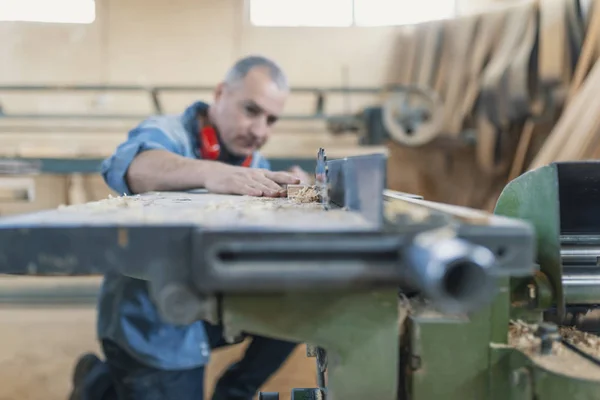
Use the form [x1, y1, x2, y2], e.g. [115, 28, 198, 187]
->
[0, 0, 513, 86]
[0, 0, 407, 116]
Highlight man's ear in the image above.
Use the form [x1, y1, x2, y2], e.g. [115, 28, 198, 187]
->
[214, 82, 226, 101]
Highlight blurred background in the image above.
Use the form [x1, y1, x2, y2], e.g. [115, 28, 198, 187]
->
[0, 0, 597, 398]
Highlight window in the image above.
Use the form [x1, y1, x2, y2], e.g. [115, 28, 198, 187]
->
[249, 0, 456, 27]
[353, 0, 456, 26]
[249, 0, 354, 27]
[0, 0, 96, 24]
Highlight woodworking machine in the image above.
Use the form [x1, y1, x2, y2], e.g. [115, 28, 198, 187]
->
[495, 161, 600, 336]
[0, 153, 599, 399]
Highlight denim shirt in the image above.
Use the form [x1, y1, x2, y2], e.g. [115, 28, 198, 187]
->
[97, 101, 271, 370]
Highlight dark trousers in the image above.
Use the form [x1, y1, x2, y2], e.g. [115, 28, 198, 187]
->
[85, 323, 297, 400]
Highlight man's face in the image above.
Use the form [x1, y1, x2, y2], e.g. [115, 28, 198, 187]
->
[211, 67, 288, 157]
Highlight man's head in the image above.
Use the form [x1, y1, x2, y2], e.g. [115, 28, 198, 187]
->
[209, 55, 289, 157]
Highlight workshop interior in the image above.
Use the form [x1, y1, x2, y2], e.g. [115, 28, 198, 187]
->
[2, 0, 600, 399]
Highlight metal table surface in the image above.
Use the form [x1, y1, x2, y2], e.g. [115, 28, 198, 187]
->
[0, 191, 378, 279]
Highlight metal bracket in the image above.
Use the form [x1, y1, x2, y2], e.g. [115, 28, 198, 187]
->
[328, 152, 387, 226]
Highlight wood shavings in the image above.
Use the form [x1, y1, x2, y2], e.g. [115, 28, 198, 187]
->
[15, 192, 374, 232]
[104, 194, 144, 208]
[559, 326, 600, 357]
[508, 320, 543, 355]
[287, 185, 320, 203]
[57, 194, 145, 212]
[203, 197, 321, 212]
[291, 186, 320, 204]
[506, 320, 600, 380]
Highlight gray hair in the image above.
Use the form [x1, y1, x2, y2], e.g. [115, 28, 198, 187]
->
[224, 55, 289, 90]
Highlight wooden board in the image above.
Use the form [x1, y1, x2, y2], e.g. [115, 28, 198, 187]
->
[0, 191, 375, 232]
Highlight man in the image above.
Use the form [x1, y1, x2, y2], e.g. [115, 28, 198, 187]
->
[70, 55, 310, 400]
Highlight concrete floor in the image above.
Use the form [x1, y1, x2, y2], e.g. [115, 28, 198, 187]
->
[0, 307, 315, 400]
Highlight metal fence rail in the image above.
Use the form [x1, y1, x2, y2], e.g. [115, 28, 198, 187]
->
[0, 83, 409, 122]
[0, 157, 318, 175]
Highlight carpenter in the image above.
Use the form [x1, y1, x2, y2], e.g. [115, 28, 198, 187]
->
[69, 55, 310, 400]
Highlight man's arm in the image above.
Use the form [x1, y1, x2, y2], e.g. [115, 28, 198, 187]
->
[125, 149, 221, 194]
[102, 126, 300, 197]
[127, 150, 301, 196]
[101, 126, 187, 195]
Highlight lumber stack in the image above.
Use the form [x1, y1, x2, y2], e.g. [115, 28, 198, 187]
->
[385, 0, 599, 211]
[529, 0, 600, 168]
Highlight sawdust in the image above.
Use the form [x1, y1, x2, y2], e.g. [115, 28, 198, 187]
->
[559, 326, 600, 356]
[105, 193, 144, 207]
[202, 197, 323, 212]
[58, 193, 144, 211]
[507, 320, 600, 381]
[37, 192, 372, 231]
[198, 197, 329, 225]
[291, 186, 320, 203]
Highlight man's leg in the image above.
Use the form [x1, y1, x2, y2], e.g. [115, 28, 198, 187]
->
[209, 329, 298, 400]
[102, 339, 206, 400]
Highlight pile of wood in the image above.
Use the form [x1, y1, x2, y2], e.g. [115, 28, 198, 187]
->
[385, 0, 600, 211]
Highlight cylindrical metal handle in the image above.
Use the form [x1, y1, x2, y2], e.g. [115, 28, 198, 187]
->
[404, 232, 496, 314]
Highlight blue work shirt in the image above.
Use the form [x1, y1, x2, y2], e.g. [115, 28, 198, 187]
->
[97, 101, 271, 370]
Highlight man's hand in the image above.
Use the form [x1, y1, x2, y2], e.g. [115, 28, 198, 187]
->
[288, 165, 313, 185]
[204, 164, 301, 197]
